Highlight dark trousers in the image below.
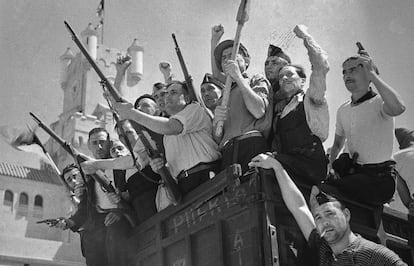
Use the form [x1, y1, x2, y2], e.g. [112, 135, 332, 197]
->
[221, 135, 268, 174]
[178, 169, 211, 194]
[275, 153, 327, 186]
[323, 163, 396, 206]
[82, 212, 132, 266]
[131, 187, 158, 225]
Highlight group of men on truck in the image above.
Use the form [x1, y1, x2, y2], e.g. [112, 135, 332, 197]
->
[53, 24, 411, 265]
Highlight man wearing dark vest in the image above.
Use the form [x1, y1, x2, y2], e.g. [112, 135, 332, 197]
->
[270, 24, 329, 185]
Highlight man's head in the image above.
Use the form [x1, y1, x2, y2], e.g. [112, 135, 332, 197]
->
[265, 45, 291, 82]
[115, 120, 139, 148]
[62, 164, 80, 190]
[200, 73, 224, 111]
[277, 64, 306, 99]
[342, 56, 370, 94]
[310, 186, 351, 245]
[214, 40, 250, 74]
[87, 128, 111, 159]
[395, 127, 414, 150]
[164, 81, 189, 115]
[134, 94, 160, 116]
[110, 139, 129, 158]
[152, 82, 168, 114]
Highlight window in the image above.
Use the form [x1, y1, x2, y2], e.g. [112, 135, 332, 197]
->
[19, 192, 28, 206]
[3, 190, 13, 206]
[34, 195, 43, 208]
[33, 195, 43, 218]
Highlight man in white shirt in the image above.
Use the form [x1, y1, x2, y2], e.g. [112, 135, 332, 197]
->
[328, 46, 406, 206]
[114, 81, 221, 211]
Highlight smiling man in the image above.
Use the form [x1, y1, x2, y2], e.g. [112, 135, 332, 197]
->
[327, 47, 406, 207]
[269, 25, 329, 186]
[249, 153, 407, 266]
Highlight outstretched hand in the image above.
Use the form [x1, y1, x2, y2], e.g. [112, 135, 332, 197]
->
[248, 153, 283, 171]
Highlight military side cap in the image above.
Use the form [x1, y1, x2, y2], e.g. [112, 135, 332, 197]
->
[201, 73, 225, 90]
[267, 44, 291, 64]
[214, 39, 250, 73]
[309, 186, 340, 211]
[395, 127, 414, 149]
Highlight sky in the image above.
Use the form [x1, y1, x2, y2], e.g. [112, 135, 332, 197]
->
[0, 0, 414, 169]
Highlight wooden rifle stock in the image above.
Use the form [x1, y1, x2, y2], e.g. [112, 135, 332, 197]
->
[64, 21, 181, 205]
[29, 112, 115, 193]
[132, 124, 182, 205]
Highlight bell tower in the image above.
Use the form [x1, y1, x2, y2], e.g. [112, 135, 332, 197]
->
[45, 23, 143, 170]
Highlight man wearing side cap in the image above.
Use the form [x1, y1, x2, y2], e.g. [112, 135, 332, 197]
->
[269, 24, 330, 186]
[212, 38, 271, 173]
[200, 73, 224, 112]
[249, 153, 407, 265]
[394, 127, 414, 215]
[265, 44, 291, 94]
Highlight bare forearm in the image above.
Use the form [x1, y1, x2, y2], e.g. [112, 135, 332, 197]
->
[114, 71, 126, 93]
[237, 79, 266, 119]
[127, 109, 182, 135]
[211, 38, 221, 78]
[371, 74, 405, 116]
[396, 173, 413, 209]
[94, 157, 134, 170]
[273, 166, 315, 239]
[329, 135, 345, 165]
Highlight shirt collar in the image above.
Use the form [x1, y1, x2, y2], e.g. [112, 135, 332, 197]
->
[351, 88, 377, 105]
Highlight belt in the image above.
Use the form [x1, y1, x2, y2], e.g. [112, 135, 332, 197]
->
[223, 131, 263, 150]
[177, 161, 219, 180]
[356, 160, 395, 169]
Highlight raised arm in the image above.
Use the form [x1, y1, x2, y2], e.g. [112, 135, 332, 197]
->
[225, 61, 269, 119]
[359, 56, 405, 117]
[295, 25, 330, 141]
[295, 25, 329, 105]
[114, 56, 131, 95]
[113, 101, 183, 135]
[249, 154, 316, 240]
[211, 24, 224, 79]
[159, 61, 174, 83]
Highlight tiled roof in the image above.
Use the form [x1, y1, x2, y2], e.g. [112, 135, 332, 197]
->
[0, 162, 63, 186]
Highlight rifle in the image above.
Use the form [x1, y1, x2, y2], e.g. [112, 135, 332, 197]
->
[172, 33, 200, 104]
[64, 21, 182, 205]
[30, 112, 115, 193]
[37, 218, 62, 226]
